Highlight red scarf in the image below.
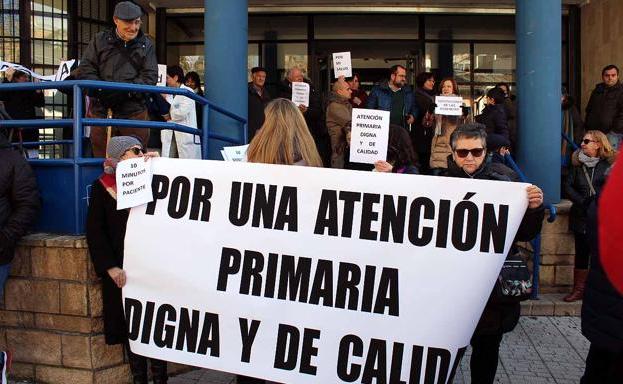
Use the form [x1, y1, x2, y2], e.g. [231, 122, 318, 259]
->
[98, 173, 117, 200]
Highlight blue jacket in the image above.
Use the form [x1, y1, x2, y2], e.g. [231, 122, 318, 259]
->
[366, 80, 417, 126]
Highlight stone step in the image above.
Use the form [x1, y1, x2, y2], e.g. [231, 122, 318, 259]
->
[520, 293, 582, 316]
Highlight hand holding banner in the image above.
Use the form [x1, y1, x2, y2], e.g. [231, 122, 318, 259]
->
[123, 159, 530, 383]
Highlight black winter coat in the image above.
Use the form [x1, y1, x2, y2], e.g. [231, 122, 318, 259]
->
[412, 88, 435, 154]
[443, 157, 545, 335]
[247, 83, 271, 140]
[582, 197, 623, 353]
[585, 82, 623, 134]
[476, 104, 509, 140]
[77, 29, 158, 118]
[0, 134, 40, 265]
[0, 79, 45, 142]
[86, 180, 130, 345]
[564, 150, 615, 234]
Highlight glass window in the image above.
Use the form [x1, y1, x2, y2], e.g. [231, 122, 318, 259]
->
[425, 43, 471, 82]
[248, 43, 259, 80]
[167, 16, 204, 43]
[277, 43, 308, 77]
[249, 16, 307, 40]
[426, 15, 514, 40]
[473, 43, 515, 83]
[314, 15, 418, 40]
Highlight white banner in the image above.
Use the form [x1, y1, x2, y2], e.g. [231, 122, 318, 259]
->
[349, 108, 390, 164]
[332, 52, 352, 78]
[0, 60, 77, 81]
[123, 159, 529, 384]
[434, 96, 464, 116]
[291, 82, 310, 107]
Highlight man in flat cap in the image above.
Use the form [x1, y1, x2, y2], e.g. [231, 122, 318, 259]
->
[78, 1, 158, 158]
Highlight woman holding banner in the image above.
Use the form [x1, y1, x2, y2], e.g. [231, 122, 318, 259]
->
[240, 98, 322, 384]
[442, 124, 544, 384]
[85, 136, 168, 384]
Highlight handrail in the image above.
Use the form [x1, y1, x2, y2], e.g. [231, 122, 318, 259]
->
[562, 131, 580, 151]
[0, 80, 246, 123]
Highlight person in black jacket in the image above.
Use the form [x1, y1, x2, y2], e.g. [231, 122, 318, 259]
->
[0, 128, 39, 384]
[247, 67, 271, 140]
[0, 128, 40, 289]
[585, 64, 623, 150]
[278, 67, 330, 167]
[563, 130, 616, 302]
[86, 136, 167, 384]
[413, 72, 436, 174]
[580, 170, 623, 384]
[77, 1, 157, 158]
[476, 87, 509, 140]
[0, 67, 45, 157]
[442, 124, 544, 384]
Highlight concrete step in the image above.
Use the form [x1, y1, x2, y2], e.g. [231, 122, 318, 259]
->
[521, 293, 582, 316]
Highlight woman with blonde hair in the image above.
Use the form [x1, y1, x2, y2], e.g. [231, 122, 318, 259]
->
[564, 130, 617, 302]
[247, 98, 323, 167]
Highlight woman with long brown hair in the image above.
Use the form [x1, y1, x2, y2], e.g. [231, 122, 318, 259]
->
[430, 77, 462, 174]
[247, 98, 323, 167]
[239, 98, 321, 384]
[564, 130, 617, 302]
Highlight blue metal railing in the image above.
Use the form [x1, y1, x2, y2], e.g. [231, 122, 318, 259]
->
[0, 80, 247, 234]
[504, 154, 557, 300]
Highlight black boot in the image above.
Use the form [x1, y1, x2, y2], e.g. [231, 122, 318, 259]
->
[150, 358, 168, 384]
[127, 350, 148, 384]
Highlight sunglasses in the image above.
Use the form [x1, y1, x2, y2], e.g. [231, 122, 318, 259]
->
[126, 147, 145, 155]
[582, 139, 596, 145]
[454, 148, 485, 158]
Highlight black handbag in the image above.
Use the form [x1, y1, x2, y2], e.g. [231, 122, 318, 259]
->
[494, 247, 532, 302]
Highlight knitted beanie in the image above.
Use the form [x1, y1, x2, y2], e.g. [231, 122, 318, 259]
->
[106, 136, 142, 160]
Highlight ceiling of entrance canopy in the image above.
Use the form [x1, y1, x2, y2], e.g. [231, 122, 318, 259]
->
[143, 0, 585, 12]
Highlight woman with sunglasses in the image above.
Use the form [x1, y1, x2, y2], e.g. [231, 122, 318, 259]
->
[563, 130, 617, 302]
[85, 136, 167, 384]
[443, 124, 545, 384]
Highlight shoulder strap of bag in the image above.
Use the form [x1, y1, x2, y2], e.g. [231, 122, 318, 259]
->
[118, 45, 143, 75]
[582, 166, 597, 196]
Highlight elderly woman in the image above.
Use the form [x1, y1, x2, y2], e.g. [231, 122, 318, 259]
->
[442, 124, 544, 384]
[85, 136, 167, 384]
[563, 130, 617, 302]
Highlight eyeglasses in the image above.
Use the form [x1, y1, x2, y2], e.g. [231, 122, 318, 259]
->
[454, 148, 485, 158]
[126, 147, 145, 155]
[582, 139, 596, 145]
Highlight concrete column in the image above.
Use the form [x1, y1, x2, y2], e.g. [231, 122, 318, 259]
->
[204, 0, 248, 158]
[516, 0, 562, 204]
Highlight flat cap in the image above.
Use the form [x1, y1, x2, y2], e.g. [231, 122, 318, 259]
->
[114, 1, 143, 20]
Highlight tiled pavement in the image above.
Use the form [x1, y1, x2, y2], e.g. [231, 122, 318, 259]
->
[169, 316, 589, 384]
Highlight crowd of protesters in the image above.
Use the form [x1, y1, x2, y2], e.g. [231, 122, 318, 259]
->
[0, 1, 621, 384]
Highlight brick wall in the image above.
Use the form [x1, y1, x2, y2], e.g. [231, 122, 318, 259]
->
[0, 234, 131, 383]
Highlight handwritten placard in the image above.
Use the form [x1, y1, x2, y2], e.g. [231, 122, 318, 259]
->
[435, 96, 464, 116]
[291, 82, 310, 107]
[349, 108, 390, 164]
[332, 52, 352, 78]
[116, 158, 154, 210]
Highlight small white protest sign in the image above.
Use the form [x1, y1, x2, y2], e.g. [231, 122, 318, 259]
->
[349, 108, 390, 164]
[435, 96, 464, 116]
[222, 144, 249, 162]
[55, 59, 76, 81]
[157, 64, 167, 87]
[115, 158, 154, 210]
[332, 51, 352, 78]
[291, 82, 310, 107]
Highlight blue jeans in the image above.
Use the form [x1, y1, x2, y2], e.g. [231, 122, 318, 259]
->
[0, 263, 11, 298]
